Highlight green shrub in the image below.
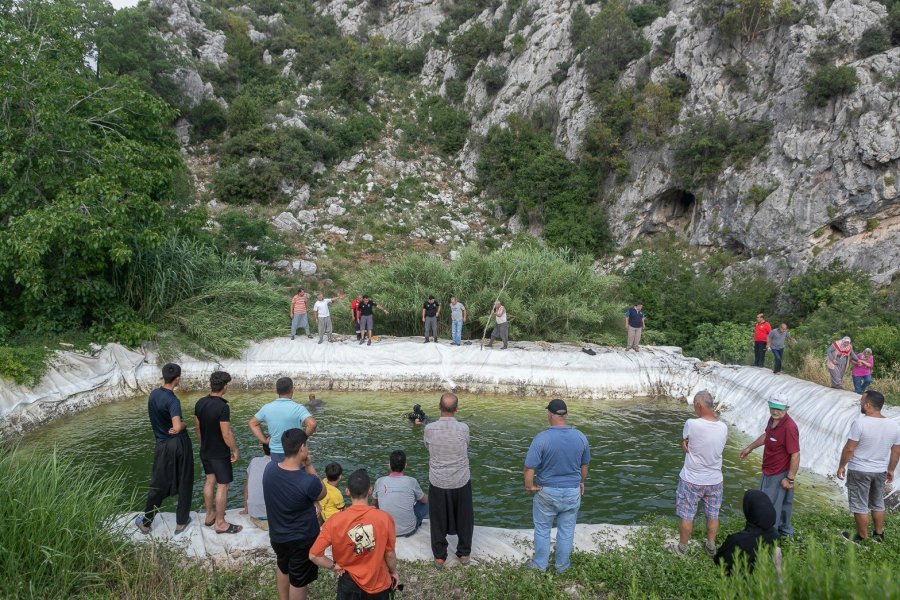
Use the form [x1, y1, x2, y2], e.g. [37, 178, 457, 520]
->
[746, 184, 776, 206]
[0, 343, 52, 385]
[478, 116, 613, 255]
[444, 78, 467, 104]
[672, 115, 772, 186]
[805, 65, 859, 108]
[227, 94, 264, 134]
[689, 321, 754, 365]
[349, 244, 623, 341]
[857, 25, 890, 57]
[626, 3, 666, 27]
[478, 63, 508, 94]
[450, 22, 503, 79]
[854, 324, 900, 376]
[782, 262, 870, 320]
[187, 98, 228, 141]
[324, 57, 375, 104]
[215, 210, 291, 262]
[416, 95, 471, 154]
[212, 158, 284, 205]
[576, 0, 649, 91]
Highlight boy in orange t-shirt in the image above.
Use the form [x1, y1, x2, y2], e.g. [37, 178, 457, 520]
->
[310, 469, 399, 598]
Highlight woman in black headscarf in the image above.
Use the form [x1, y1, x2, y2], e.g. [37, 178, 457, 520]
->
[714, 489, 779, 575]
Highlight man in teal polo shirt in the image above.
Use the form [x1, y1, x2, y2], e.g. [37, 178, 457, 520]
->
[249, 377, 317, 463]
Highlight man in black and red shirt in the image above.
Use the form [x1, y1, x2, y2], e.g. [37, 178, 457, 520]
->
[359, 295, 389, 346]
[738, 396, 800, 537]
[351, 294, 363, 341]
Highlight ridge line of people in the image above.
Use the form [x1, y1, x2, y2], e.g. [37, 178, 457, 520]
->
[136, 363, 899, 597]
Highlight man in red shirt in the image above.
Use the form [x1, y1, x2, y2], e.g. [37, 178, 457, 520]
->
[310, 469, 399, 599]
[753, 314, 772, 368]
[351, 295, 362, 341]
[738, 396, 800, 537]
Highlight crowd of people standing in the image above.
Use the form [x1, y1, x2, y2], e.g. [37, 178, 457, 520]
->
[135, 347, 898, 598]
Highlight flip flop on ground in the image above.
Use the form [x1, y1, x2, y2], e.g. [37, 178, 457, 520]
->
[216, 523, 243, 534]
[173, 516, 192, 536]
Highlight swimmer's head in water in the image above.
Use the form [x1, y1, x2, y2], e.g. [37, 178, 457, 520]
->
[413, 404, 421, 412]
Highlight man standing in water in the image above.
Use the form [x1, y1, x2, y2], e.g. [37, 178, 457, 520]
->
[837, 390, 900, 542]
[249, 377, 317, 463]
[524, 399, 591, 573]
[739, 396, 800, 537]
[670, 390, 728, 556]
[424, 393, 473, 566]
[195, 370, 242, 534]
[422, 295, 441, 343]
[136, 363, 194, 535]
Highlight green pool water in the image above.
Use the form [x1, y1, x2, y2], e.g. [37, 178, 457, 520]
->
[20, 391, 840, 527]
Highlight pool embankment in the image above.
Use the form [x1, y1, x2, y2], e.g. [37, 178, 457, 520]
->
[1, 337, 898, 493]
[114, 509, 639, 562]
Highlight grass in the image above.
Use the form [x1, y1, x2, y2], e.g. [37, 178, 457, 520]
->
[3, 448, 900, 599]
[794, 350, 900, 402]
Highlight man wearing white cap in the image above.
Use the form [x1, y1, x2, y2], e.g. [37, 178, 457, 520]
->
[739, 396, 800, 537]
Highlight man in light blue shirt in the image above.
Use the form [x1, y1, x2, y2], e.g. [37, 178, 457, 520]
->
[523, 399, 590, 573]
[248, 377, 317, 463]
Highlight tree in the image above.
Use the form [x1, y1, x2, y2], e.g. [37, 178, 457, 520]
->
[0, 0, 188, 329]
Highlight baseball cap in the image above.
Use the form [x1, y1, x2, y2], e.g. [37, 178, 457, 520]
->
[546, 399, 568, 415]
[767, 396, 789, 410]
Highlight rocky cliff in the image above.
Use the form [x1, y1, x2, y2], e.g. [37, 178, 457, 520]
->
[315, 0, 900, 283]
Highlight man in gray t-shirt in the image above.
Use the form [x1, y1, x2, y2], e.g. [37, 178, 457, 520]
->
[837, 390, 900, 542]
[766, 323, 791, 374]
[373, 450, 428, 537]
[241, 444, 272, 529]
[449, 297, 467, 346]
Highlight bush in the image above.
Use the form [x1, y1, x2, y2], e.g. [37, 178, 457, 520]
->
[478, 116, 613, 255]
[576, 0, 649, 91]
[805, 65, 859, 108]
[689, 321, 754, 364]
[349, 244, 624, 342]
[416, 95, 471, 154]
[450, 22, 503, 80]
[478, 63, 508, 95]
[854, 324, 900, 376]
[444, 78, 467, 104]
[626, 3, 666, 28]
[324, 57, 375, 104]
[215, 210, 291, 262]
[672, 115, 772, 186]
[782, 262, 870, 320]
[857, 25, 890, 57]
[227, 94, 264, 134]
[187, 98, 228, 141]
[212, 158, 284, 205]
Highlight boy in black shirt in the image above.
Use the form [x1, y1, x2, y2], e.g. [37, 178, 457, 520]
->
[195, 370, 242, 534]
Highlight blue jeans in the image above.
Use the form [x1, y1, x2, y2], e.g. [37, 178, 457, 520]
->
[270, 452, 285, 464]
[771, 348, 783, 373]
[532, 487, 581, 572]
[399, 501, 429, 538]
[451, 320, 463, 345]
[853, 375, 872, 394]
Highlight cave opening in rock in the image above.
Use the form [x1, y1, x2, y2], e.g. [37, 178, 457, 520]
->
[648, 188, 697, 233]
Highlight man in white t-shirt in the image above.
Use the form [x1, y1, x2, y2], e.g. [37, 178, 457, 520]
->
[837, 390, 900, 542]
[670, 390, 728, 557]
[313, 291, 345, 344]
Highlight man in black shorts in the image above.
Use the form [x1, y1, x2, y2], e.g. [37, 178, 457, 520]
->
[358, 294, 389, 346]
[263, 428, 327, 600]
[195, 371, 242, 534]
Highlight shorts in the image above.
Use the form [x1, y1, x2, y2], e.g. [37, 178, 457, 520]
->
[846, 470, 887, 514]
[675, 478, 723, 520]
[201, 456, 233, 484]
[337, 572, 391, 599]
[271, 538, 318, 588]
[360, 315, 374, 330]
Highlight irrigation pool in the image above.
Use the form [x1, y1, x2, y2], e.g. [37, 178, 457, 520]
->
[21, 391, 841, 527]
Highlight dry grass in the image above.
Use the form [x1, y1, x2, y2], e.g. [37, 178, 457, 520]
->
[796, 351, 900, 403]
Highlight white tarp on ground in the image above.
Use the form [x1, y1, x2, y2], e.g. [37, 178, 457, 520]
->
[114, 509, 638, 562]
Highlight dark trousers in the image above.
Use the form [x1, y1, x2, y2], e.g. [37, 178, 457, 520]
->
[142, 434, 194, 526]
[771, 348, 783, 373]
[428, 481, 474, 560]
[337, 573, 390, 600]
[754, 341, 767, 367]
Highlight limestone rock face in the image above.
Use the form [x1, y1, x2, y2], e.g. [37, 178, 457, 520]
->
[271, 212, 304, 233]
[312, 0, 899, 282]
